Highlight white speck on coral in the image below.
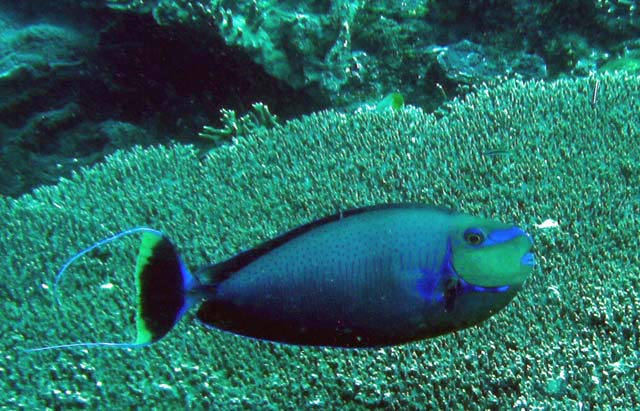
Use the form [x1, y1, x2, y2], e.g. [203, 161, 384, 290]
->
[535, 219, 559, 229]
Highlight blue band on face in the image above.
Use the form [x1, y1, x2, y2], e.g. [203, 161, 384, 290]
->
[485, 226, 531, 246]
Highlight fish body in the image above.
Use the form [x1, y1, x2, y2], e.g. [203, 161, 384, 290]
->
[31, 204, 534, 352]
[137, 204, 534, 348]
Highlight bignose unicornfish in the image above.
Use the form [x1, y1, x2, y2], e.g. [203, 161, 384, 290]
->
[28, 204, 535, 351]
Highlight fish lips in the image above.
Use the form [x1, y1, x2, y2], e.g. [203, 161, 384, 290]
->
[520, 252, 536, 267]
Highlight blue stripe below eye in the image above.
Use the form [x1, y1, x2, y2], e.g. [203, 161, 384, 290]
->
[466, 282, 510, 293]
[485, 226, 530, 246]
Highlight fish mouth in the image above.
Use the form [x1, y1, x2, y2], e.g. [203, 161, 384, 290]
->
[520, 252, 535, 267]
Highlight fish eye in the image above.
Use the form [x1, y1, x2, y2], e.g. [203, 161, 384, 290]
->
[463, 228, 485, 246]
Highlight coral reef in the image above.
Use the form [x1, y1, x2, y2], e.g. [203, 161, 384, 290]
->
[100, 0, 639, 107]
[2, 0, 638, 196]
[2, 73, 638, 410]
[0, 21, 99, 195]
[0, 3, 310, 196]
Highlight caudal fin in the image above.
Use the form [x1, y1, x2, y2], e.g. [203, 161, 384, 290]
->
[24, 228, 196, 352]
[134, 231, 195, 344]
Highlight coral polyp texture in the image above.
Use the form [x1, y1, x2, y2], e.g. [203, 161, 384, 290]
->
[2, 74, 639, 410]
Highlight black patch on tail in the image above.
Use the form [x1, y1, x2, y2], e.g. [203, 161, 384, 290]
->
[136, 233, 188, 343]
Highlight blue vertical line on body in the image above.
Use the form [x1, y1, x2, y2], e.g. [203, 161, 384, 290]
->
[364, 255, 369, 276]
[341, 255, 350, 296]
[349, 255, 358, 300]
[373, 255, 378, 275]
[408, 248, 415, 270]
[427, 246, 436, 275]
[351, 257, 357, 295]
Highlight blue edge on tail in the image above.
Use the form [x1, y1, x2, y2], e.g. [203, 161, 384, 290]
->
[25, 228, 196, 352]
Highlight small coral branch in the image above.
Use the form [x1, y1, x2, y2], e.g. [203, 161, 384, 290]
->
[199, 102, 280, 145]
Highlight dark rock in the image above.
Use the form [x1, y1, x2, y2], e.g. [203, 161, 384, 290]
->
[434, 39, 547, 85]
